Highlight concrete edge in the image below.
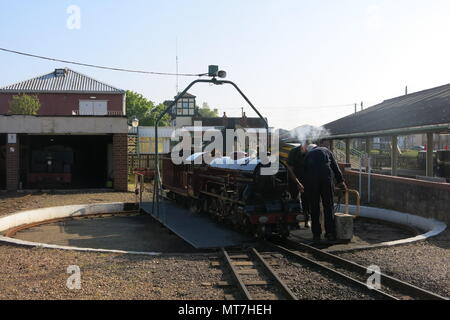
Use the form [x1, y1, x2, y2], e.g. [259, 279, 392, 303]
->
[0, 202, 162, 256]
[328, 205, 447, 253]
[1, 202, 446, 255]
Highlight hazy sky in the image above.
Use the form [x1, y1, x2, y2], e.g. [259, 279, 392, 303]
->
[1, 0, 449, 129]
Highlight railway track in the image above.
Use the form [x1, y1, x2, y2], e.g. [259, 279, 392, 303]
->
[217, 240, 448, 300]
[221, 247, 297, 300]
[268, 238, 449, 301]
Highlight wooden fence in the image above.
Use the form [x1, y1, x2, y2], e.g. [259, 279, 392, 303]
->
[128, 154, 163, 174]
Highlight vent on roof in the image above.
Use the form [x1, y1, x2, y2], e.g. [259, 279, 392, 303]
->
[54, 68, 66, 77]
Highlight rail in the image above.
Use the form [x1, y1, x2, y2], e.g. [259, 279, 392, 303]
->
[270, 239, 449, 300]
[221, 247, 298, 300]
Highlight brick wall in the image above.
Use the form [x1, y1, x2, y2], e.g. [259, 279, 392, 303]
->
[113, 133, 128, 192]
[344, 170, 450, 223]
[0, 93, 124, 116]
[6, 136, 19, 191]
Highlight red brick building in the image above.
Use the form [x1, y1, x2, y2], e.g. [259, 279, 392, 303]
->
[0, 68, 128, 191]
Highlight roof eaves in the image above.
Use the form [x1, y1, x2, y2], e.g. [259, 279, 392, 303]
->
[323, 123, 450, 139]
[0, 89, 125, 94]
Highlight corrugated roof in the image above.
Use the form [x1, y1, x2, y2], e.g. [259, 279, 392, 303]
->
[0, 68, 125, 93]
[324, 83, 450, 137]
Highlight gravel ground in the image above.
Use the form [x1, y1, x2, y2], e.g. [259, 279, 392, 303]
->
[0, 191, 448, 300]
[337, 229, 450, 298]
[267, 253, 375, 300]
[0, 191, 226, 300]
[0, 245, 224, 300]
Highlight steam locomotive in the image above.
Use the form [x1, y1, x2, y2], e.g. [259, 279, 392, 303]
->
[161, 151, 303, 238]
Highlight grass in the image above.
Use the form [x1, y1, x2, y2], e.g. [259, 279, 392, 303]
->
[368, 149, 419, 158]
[400, 150, 419, 158]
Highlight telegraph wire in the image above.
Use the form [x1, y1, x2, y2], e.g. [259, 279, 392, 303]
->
[0, 47, 207, 77]
[0, 47, 361, 111]
[218, 103, 356, 111]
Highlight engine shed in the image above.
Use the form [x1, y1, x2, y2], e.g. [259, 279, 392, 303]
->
[0, 68, 128, 192]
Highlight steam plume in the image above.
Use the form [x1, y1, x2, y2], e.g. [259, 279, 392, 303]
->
[288, 125, 330, 145]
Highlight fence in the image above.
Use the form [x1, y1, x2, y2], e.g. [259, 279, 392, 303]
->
[334, 140, 365, 169]
[333, 141, 424, 171]
[128, 154, 162, 173]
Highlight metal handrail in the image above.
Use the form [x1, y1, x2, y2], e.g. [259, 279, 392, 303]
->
[343, 189, 361, 217]
[71, 110, 123, 116]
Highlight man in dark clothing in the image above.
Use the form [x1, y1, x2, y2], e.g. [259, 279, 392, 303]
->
[303, 144, 347, 242]
[286, 144, 309, 227]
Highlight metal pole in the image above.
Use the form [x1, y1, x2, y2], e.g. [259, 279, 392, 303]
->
[136, 126, 140, 168]
[368, 156, 372, 203]
[391, 135, 398, 176]
[426, 132, 434, 177]
[359, 156, 363, 199]
[345, 138, 351, 164]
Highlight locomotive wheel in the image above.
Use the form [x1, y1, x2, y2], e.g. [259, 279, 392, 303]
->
[189, 200, 201, 215]
[255, 224, 273, 239]
[210, 198, 220, 220]
[241, 216, 255, 235]
[216, 191, 229, 222]
[230, 205, 240, 226]
[202, 199, 210, 215]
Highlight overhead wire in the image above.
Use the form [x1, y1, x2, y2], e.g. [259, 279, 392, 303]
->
[0, 47, 207, 77]
[0, 47, 360, 113]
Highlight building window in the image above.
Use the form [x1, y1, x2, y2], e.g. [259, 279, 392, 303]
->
[175, 97, 195, 117]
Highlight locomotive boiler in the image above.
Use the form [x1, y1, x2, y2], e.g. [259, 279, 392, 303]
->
[161, 152, 303, 238]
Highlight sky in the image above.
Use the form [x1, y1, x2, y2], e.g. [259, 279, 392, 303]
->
[1, 0, 450, 130]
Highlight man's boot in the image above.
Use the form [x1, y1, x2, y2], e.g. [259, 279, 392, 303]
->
[312, 234, 321, 244]
[325, 233, 337, 242]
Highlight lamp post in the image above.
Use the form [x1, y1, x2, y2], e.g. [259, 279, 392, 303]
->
[131, 115, 140, 159]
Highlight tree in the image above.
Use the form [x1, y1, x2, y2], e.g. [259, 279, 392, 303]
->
[147, 103, 171, 126]
[9, 94, 41, 115]
[126, 90, 170, 126]
[197, 102, 219, 118]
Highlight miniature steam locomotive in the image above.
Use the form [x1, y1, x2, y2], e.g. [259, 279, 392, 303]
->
[161, 152, 302, 238]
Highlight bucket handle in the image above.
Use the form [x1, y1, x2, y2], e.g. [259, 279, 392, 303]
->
[344, 189, 361, 217]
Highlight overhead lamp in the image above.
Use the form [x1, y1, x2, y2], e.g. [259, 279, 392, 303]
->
[131, 116, 139, 128]
[208, 65, 227, 79]
[217, 70, 227, 78]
